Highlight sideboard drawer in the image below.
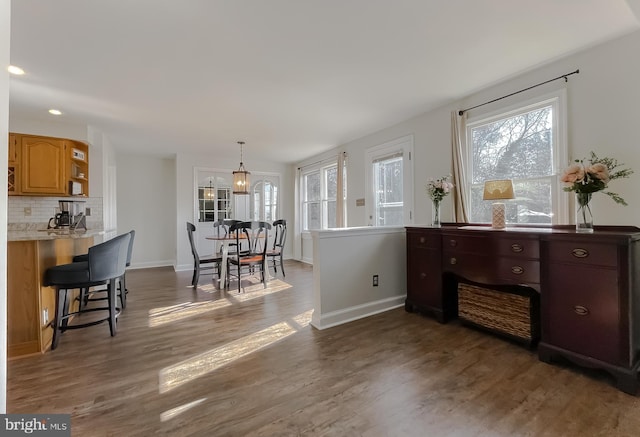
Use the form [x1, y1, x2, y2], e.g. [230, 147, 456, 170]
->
[496, 258, 540, 285]
[443, 234, 488, 254]
[547, 241, 618, 267]
[443, 252, 493, 284]
[495, 237, 540, 259]
[407, 231, 440, 249]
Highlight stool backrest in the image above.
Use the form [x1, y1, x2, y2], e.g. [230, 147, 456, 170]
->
[126, 230, 136, 267]
[88, 233, 131, 282]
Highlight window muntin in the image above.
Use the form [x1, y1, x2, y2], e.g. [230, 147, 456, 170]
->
[251, 178, 279, 221]
[466, 94, 565, 225]
[373, 154, 403, 226]
[198, 177, 232, 222]
[301, 162, 343, 231]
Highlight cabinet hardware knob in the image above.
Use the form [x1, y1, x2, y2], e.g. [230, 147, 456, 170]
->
[450, 257, 457, 265]
[511, 266, 524, 275]
[420, 272, 427, 279]
[572, 248, 589, 258]
[511, 244, 523, 253]
[574, 305, 589, 316]
[419, 237, 425, 244]
[449, 240, 457, 247]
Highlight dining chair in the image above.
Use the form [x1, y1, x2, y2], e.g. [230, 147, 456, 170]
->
[227, 221, 271, 292]
[44, 232, 131, 350]
[187, 222, 222, 287]
[267, 219, 287, 277]
[213, 219, 242, 254]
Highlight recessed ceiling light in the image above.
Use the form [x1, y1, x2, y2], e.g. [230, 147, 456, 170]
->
[8, 65, 25, 75]
[48, 109, 62, 115]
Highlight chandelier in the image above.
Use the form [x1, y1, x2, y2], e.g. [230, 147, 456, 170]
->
[232, 141, 250, 195]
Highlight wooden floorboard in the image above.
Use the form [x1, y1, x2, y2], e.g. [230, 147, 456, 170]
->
[7, 260, 640, 436]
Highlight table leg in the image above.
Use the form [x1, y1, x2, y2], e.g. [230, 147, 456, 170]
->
[219, 242, 229, 289]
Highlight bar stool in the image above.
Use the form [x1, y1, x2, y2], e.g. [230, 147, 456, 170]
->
[74, 230, 135, 309]
[44, 233, 131, 350]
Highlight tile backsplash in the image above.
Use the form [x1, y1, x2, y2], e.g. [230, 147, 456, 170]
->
[8, 196, 104, 230]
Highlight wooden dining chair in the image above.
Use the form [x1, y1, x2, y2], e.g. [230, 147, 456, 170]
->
[187, 222, 222, 287]
[227, 221, 271, 292]
[267, 219, 287, 277]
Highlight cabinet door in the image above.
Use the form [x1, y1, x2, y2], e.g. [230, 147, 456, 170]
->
[544, 263, 622, 364]
[21, 136, 67, 194]
[8, 134, 20, 195]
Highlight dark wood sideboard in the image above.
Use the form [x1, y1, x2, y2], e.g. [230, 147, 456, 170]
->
[405, 224, 640, 395]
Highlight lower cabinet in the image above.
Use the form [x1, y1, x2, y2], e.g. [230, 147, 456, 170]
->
[539, 235, 640, 394]
[405, 225, 640, 395]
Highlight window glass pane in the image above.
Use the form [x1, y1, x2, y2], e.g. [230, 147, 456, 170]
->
[326, 200, 337, 228]
[469, 104, 555, 224]
[305, 202, 321, 230]
[373, 155, 403, 226]
[305, 172, 321, 201]
[325, 166, 337, 199]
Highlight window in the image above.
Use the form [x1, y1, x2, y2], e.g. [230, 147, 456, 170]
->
[466, 91, 567, 225]
[251, 177, 279, 222]
[301, 161, 345, 231]
[198, 177, 232, 222]
[365, 135, 413, 226]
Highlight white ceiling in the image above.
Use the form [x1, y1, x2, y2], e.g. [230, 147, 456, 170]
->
[8, 1, 640, 164]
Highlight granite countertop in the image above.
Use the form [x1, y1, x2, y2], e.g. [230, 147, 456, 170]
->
[8, 228, 105, 242]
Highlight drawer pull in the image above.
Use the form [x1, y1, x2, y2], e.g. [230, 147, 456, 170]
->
[419, 237, 425, 244]
[574, 305, 589, 316]
[511, 266, 524, 275]
[450, 257, 457, 265]
[572, 248, 589, 258]
[449, 239, 457, 247]
[511, 243, 524, 253]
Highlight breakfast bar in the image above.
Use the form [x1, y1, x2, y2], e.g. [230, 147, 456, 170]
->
[7, 229, 103, 358]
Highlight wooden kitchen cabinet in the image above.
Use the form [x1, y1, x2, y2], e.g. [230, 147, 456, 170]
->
[8, 133, 89, 196]
[8, 133, 20, 195]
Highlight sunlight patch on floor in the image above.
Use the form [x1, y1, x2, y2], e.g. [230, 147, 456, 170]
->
[159, 321, 297, 393]
[149, 279, 292, 327]
[160, 398, 207, 422]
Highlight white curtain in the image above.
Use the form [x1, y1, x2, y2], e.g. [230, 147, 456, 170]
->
[452, 111, 469, 223]
[336, 152, 347, 228]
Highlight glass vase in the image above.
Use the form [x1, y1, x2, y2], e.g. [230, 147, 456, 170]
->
[576, 193, 594, 233]
[431, 199, 441, 228]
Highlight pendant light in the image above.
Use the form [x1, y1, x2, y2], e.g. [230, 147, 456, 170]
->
[204, 179, 215, 199]
[232, 141, 250, 195]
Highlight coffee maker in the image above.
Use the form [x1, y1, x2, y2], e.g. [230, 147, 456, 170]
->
[48, 200, 87, 230]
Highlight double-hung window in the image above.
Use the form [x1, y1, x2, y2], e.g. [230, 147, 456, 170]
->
[466, 91, 567, 225]
[302, 162, 343, 230]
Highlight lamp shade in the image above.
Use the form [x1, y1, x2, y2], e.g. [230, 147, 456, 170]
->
[483, 179, 515, 201]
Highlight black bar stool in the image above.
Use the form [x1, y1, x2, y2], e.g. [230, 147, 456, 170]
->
[44, 233, 131, 350]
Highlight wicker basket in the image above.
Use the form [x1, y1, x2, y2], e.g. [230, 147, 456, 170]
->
[458, 282, 540, 344]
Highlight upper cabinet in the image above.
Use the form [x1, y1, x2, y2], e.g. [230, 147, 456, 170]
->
[8, 133, 89, 197]
[8, 134, 19, 195]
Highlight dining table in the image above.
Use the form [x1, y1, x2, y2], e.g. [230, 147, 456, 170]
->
[205, 232, 269, 289]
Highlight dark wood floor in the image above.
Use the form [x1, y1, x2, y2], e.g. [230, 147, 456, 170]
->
[8, 261, 640, 436]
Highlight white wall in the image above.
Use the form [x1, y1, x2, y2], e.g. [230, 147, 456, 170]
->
[174, 152, 294, 271]
[297, 29, 640, 230]
[0, 0, 9, 414]
[116, 153, 176, 269]
[311, 227, 406, 329]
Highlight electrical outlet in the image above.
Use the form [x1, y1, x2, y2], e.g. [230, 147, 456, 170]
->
[24, 207, 32, 216]
[372, 275, 379, 286]
[42, 308, 49, 325]
[85, 207, 91, 216]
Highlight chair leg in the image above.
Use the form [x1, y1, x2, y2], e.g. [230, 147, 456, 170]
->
[280, 255, 285, 277]
[52, 288, 66, 350]
[107, 281, 117, 337]
[192, 263, 199, 287]
[272, 257, 277, 273]
[61, 289, 70, 329]
[237, 263, 242, 293]
[119, 275, 127, 309]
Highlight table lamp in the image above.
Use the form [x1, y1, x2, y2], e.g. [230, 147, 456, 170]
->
[483, 179, 515, 230]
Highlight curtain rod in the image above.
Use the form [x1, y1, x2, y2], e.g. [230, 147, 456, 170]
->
[297, 151, 347, 170]
[458, 69, 579, 116]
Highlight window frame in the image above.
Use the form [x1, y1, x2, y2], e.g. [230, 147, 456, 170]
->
[464, 89, 568, 225]
[301, 160, 341, 231]
[365, 135, 414, 227]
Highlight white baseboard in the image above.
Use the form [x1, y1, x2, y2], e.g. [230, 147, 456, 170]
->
[311, 295, 405, 330]
[128, 260, 175, 270]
